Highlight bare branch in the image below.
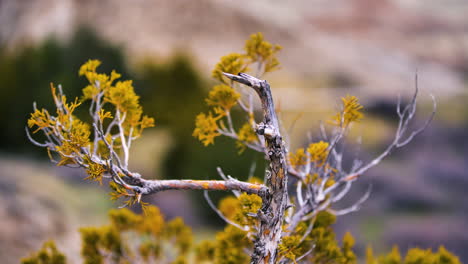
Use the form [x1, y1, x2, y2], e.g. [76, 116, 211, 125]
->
[137, 178, 267, 196]
[296, 246, 315, 262]
[217, 167, 240, 197]
[343, 83, 435, 182]
[331, 181, 352, 203]
[247, 162, 257, 181]
[296, 180, 305, 207]
[25, 126, 49, 147]
[299, 218, 315, 245]
[217, 128, 265, 153]
[328, 184, 372, 216]
[396, 94, 436, 147]
[216, 167, 229, 181]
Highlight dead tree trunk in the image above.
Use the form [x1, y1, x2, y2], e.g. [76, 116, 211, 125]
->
[224, 73, 288, 264]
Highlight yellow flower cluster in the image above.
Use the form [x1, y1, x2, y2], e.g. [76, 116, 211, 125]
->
[215, 225, 251, 264]
[195, 240, 217, 263]
[331, 95, 364, 127]
[206, 84, 241, 114]
[192, 113, 221, 146]
[27, 108, 54, 133]
[211, 32, 282, 84]
[218, 193, 262, 228]
[307, 141, 330, 165]
[289, 141, 330, 169]
[80, 59, 121, 100]
[278, 211, 358, 263]
[196, 71, 242, 147]
[212, 53, 248, 84]
[215, 194, 262, 263]
[288, 148, 308, 168]
[244, 32, 282, 73]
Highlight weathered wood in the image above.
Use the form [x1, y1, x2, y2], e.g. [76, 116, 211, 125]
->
[130, 178, 267, 196]
[224, 72, 289, 264]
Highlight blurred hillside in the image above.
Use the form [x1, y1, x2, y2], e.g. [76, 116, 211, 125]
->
[0, 155, 112, 264]
[2, 0, 468, 99]
[0, 0, 468, 263]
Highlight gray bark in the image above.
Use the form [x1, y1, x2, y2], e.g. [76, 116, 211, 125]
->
[224, 73, 289, 264]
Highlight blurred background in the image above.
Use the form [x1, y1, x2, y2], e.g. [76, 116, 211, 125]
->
[1, 0, 467, 263]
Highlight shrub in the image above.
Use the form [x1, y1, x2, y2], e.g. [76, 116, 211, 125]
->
[25, 33, 453, 264]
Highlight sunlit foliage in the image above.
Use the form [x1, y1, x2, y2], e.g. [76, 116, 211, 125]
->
[27, 60, 154, 207]
[80, 206, 192, 264]
[206, 85, 241, 114]
[193, 112, 222, 146]
[194, 32, 280, 149]
[212, 53, 248, 84]
[219, 193, 262, 229]
[277, 211, 356, 264]
[330, 95, 364, 128]
[366, 245, 461, 264]
[244, 32, 282, 73]
[22, 198, 461, 264]
[307, 141, 330, 165]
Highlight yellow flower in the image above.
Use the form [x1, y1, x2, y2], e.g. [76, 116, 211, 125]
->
[218, 194, 261, 228]
[288, 148, 308, 168]
[193, 112, 221, 146]
[205, 84, 240, 112]
[79, 59, 101, 76]
[244, 32, 282, 73]
[106, 80, 140, 113]
[330, 95, 364, 127]
[218, 196, 239, 221]
[307, 141, 329, 164]
[212, 53, 248, 84]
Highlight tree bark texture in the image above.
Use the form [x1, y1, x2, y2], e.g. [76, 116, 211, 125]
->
[224, 73, 289, 264]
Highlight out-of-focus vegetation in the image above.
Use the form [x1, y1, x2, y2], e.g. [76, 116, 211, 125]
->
[22, 204, 461, 264]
